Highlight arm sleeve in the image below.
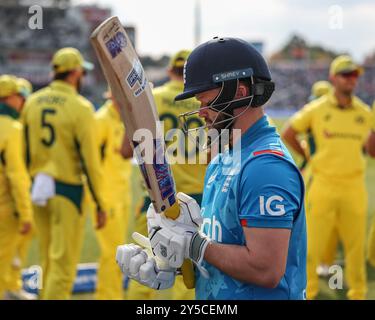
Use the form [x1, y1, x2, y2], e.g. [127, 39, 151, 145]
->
[238, 155, 302, 229]
[5, 123, 33, 223]
[289, 103, 315, 133]
[75, 104, 109, 212]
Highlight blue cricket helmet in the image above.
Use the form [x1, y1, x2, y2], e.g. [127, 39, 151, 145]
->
[175, 37, 274, 108]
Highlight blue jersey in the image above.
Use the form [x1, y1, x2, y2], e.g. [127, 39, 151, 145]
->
[196, 115, 307, 300]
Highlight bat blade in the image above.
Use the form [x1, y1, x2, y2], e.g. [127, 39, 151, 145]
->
[90, 16, 178, 216]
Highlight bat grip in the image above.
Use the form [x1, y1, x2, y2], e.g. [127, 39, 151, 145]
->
[162, 199, 196, 289]
[163, 201, 180, 220]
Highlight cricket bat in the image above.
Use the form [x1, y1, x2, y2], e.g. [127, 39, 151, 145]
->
[90, 16, 195, 288]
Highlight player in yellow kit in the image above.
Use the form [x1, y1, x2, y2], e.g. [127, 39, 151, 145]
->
[126, 50, 206, 300]
[91, 93, 132, 300]
[21, 48, 108, 300]
[283, 55, 372, 300]
[2, 77, 37, 300]
[0, 75, 34, 299]
[299, 80, 340, 277]
[366, 102, 375, 267]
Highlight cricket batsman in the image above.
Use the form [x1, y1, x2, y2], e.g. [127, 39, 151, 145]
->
[283, 55, 372, 299]
[0, 75, 34, 300]
[126, 50, 206, 300]
[117, 37, 307, 300]
[21, 47, 108, 299]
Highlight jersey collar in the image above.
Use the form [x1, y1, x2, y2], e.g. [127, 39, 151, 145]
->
[0, 102, 19, 119]
[327, 91, 355, 110]
[50, 80, 77, 94]
[235, 115, 277, 150]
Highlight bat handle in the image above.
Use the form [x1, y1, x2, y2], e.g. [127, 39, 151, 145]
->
[163, 200, 196, 289]
[163, 201, 180, 220]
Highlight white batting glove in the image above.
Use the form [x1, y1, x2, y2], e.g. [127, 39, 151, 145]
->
[116, 233, 176, 290]
[147, 192, 211, 278]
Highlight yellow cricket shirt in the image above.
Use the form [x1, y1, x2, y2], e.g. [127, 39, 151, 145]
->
[21, 80, 108, 212]
[290, 91, 372, 181]
[0, 103, 33, 222]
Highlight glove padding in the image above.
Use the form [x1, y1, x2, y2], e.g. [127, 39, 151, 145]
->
[147, 192, 211, 277]
[116, 233, 176, 290]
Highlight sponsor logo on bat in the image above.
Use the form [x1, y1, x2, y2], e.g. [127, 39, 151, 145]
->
[105, 31, 127, 58]
[153, 139, 175, 199]
[126, 59, 147, 97]
[154, 162, 175, 199]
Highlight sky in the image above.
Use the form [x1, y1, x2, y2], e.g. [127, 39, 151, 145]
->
[74, 0, 375, 61]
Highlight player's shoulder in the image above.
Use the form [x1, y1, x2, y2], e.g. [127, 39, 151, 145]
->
[352, 96, 371, 114]
[0, 116, 22, 137]
[239, 153, 302, 204]
[301, 95, 328, 113]
[152, 82, 168, 100]
[0, 115, 13, 129]
[95, 102, 112, 126]
[152, 84, 165, 96]
[75, 94, 95, 110]
[241, 148, 300, 186]
[25, 86, 49, 105]
[65, 94, 95, 120]
[95, 102, 110, 117]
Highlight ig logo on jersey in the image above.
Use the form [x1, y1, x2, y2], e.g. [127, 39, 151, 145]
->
[259, 195, 285, 216]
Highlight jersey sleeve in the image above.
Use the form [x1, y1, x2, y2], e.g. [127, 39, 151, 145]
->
[238, 155, 302, 229]
[74, 103, 109, 213]
[290, 103, 315, 133]
[5, 123, 33, 223]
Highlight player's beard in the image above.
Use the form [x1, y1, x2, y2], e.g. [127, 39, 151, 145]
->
[209, 111, 233, 131]
[76, 77, 82, 94]
[341, 88, 354, 97]
[207, 111, 234, 150]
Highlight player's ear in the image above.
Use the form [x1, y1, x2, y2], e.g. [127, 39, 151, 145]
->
[167, 68, 174, 79]
[329, 74, 336, 85]
[237, 82, 249, 98]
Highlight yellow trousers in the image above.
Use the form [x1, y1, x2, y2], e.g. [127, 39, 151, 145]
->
[5, 230, 34, 292]
[126, 198, 195, 300]
[303, 165, 339, 266]
[94, 197, 130, 300]
[34, 195, 85, 300]
[306, 175, 368, 300]
[0, 211, 33, 297]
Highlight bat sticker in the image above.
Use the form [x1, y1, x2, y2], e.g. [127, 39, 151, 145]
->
[153, 139, 175, 199]
[126, 59, 147, 97]
[105, 31, 127, 58]
[154, 162, 175, 199]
